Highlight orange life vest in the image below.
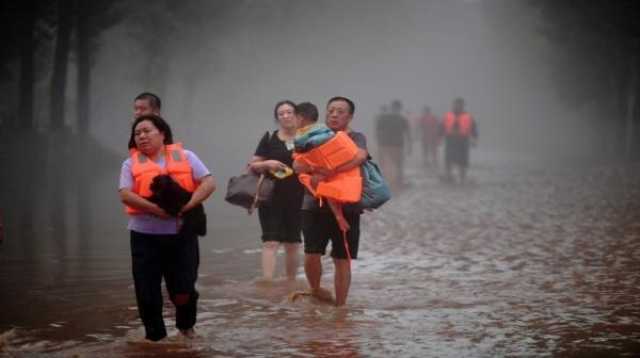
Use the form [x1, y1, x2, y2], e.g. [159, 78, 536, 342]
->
[125, 143, 196, 215]
[443, 112, 473, 137]
[294, 131, 362, 203]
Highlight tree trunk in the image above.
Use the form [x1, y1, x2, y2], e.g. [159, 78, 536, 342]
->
[50, 0, 73, 130]
[625, 50, 638, 160]
[18, 0, 36, 130]
[76, 0, 90, 134]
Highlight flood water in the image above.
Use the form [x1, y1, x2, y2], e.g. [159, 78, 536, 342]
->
[1, 149, 640, 357]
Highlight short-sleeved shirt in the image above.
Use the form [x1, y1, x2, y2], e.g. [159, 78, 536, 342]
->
[301, 130, 368, 213]
[254, 130, 304, 207]
[119, 149, 211, 235]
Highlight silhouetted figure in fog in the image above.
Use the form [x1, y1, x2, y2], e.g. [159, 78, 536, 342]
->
[442, 98, 477, 184]
[119, 115, 216, 341]
[376, 100, 411, 191]
[129, 92, 162, 149]
[416, 106, 441, 169]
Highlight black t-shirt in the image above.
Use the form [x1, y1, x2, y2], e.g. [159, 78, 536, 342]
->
[254, 131, 304, 207]
[301, 131, 368, 213]
[376, 113, 409, 146]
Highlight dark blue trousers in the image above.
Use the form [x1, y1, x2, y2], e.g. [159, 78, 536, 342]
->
[130, 230, 199, 341]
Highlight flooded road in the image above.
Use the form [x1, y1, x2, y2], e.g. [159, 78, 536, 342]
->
[1, 152, 640, 357]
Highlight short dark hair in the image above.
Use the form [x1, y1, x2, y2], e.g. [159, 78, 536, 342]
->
[327, 96, 355, 115]
[273, 100, 296, 120]
[128, 114, 173, 149]
[135, 92, 162, 110]
[295, 102, 319, 122]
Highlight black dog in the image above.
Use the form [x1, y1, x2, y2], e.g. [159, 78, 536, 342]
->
[148, 174, 206, 236]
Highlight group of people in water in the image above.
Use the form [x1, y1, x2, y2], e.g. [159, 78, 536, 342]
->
[375, 97, 478, 189]
[119, 93, 369, 342]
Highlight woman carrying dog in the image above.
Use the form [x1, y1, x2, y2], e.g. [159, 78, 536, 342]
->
[118, 114, 215, 341]
[248, 100, 305, 282]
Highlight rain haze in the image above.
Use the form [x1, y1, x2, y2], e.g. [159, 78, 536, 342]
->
[1, 0, 639, 356]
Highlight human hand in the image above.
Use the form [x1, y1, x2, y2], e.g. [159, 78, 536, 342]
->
[150, 204, 170, 219]
[310, 173, 327, 189]
[267, 160, 287, 172]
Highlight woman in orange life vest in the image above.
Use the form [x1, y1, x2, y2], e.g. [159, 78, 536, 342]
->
[248, 100, 305, 282]
[118, 114, 215, 342]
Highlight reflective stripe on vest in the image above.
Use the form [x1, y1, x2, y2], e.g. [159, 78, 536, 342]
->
[125, 143, 196, 215]
[443, 112, 473, 137]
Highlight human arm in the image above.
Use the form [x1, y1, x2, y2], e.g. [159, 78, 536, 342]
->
[248, 155, 287, 174]
[180, 175, 216, 213]
[119, 188, 170, 218]
[248, 132, 288, 173]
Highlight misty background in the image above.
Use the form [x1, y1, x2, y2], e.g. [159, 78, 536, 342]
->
[1, 0, 639, 256]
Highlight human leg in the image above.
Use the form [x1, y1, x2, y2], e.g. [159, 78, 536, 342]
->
[334, 258, 351, 306]
[261, 241, 280, 280]
[164, 233, 200, 334]
[283, 242, 300, 280]
[130, 231, 167, 341]
[301, 211, 333, 302]
[258, 206, 282, 280]
[329, 213, 360, 306]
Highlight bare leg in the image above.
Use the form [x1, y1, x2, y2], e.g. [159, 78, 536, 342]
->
[261, 241, 279, 280]
[283, 242, 300, 281]
[304, 254, 334, 303]
[334, 258, 351, 306]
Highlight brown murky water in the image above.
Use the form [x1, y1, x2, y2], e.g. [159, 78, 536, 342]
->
[1, 152, 639, 357]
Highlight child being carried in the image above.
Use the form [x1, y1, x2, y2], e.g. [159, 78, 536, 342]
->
[292, 102, 362, 232]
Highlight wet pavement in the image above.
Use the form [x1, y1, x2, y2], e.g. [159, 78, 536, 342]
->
[1, 152, 639, 357]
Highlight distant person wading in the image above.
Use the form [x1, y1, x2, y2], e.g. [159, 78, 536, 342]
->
[376, 100, 411, 192]
[442, 97, 478, 184]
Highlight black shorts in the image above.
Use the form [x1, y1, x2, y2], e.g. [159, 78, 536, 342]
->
[301, 210, 360, 259]
[258, 204, 302, 243]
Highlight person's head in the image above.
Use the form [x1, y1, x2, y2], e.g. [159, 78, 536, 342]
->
[128, 114, 173, 154]
[294, 102, 319, 128]
[133, 92, 162, 119]
[326, 96, 355, 132]
[390, 100, 402, 114]
[423, 105, 431, 115]
[453, 97, 465, 114]
[273, 100, 297, 130]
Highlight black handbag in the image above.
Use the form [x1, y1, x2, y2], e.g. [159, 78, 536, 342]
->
[225, 172, 275, 214]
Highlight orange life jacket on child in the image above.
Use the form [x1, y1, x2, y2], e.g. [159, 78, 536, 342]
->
[294, 131, 362, 203]
[125, 143, 196, 215]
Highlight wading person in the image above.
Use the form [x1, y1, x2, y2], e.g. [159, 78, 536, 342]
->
[294, 97, 368, 306]
[375, 100, 411, 192]
[417, 105, 441, 169]
[248, 100, 304, 282]
[442, 97, 478, 184]
[119, 114, 215, 341]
